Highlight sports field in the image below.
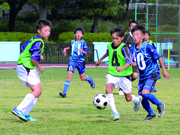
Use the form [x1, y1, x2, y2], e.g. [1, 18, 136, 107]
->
[0, 67, 179, 135]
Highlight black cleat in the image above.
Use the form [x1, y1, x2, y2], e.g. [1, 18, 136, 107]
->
[143, 114, 156, 121]
[157, 103, 165, 117]
[59, 92, 66, 98]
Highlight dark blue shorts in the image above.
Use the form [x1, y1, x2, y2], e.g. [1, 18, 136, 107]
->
[138, 79, 157, 95]
[68, 61, 85, 74]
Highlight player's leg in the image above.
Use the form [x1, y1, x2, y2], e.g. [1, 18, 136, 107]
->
[78, 61, 95, 88]
[142, 79, 165, 118]
[59, 61, 75, 98]
[118, 66, 138, 95]
[106, 74, 120, 121]
[119, 77, 142, 112]
[12, 66, 40, 121]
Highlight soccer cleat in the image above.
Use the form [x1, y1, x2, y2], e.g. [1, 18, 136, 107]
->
[59, 92, 66, 98]
[143, 114, 156, 121]
[134, 96, 142, 112]
[88, 77, 95, 88]
[157, 103, 165, 117]
[12, 107, 28, 122]
[25, 114, 37, 121]
[118, 88, 124, 95]
[110, 113, 120, 121]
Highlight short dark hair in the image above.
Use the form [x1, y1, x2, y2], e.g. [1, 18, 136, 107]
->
[145, 30, 151, 36]
[36, 20, 52, 30]
[131, 25, 146, 35]
[129, 20, 138, 27]
[110, 26, 124, 37]
[74, 27, 85, 34]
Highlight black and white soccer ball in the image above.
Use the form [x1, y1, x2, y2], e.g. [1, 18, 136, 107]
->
[93, 94, 108, 109]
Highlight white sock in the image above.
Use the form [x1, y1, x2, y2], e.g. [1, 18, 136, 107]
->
[106, 94, 118, 114]
[23, 98, 38, 115]
[17, 93, 35, 112]
[131, 95, 140, 103]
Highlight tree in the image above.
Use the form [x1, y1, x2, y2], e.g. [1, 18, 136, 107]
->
[0, 2, 10, 18]
[75, 0, 124, 33]
[0, 0, 28, 32]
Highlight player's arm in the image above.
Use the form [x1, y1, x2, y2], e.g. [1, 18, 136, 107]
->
[116, 46, 132, 72]
[130, 45, 137, 66]
[158, 57, 170, 79]
[95, 51, 108, 67]
[63, 47, 70, 56]
[78, 41, 89, 56]
[148, 44, 170, 79]
[29, 41, 44, 73]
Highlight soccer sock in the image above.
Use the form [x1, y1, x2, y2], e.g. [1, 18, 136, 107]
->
[141, 99, 154, 114]
[131, 95, 140, 103]
[17, 93, 35, 112]
[23, 98, 38, 115]
[85, 75, 91, 82]
[63, 80, 70, 94]
[142, 93, 162, 106]
[106, 94, 118, 114]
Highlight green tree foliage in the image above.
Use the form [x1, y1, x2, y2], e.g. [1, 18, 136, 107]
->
[74, 0, 124, 33]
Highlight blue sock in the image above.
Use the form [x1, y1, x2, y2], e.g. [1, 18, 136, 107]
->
[142, 99, 154, 114]
[63, 80, 70, 95]
[142, 93, 162, 107]
[85, 75, 91, 82]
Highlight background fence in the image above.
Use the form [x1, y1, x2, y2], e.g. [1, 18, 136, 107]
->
[135, 2, 180, 67]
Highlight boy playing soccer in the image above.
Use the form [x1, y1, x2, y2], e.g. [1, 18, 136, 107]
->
[12, 20, 52, 122]
[144, 30, 156, 49]
[95, 26, 142, 121]
[59, 27, 95, 98]
[118, 20, 139, 95]
[131, 25, 170, 121]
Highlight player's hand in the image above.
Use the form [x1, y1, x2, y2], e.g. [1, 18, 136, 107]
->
[163, 71, 170, 79]
[116, 67, 123, 72]
[38, 66, 44, 73]
[78, 49, 83, 53]
[63, 49, 67, 56]
[132, 62, 136, 66]
[95, 61, 101, 67]
[40, 55, 44, 61]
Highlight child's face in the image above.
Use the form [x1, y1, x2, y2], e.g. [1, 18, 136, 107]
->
[74, 31, 83, 40]
[111, 33, 124, 46]
[129, 23, 137, 30]
[144, 33, 150, 41]
[132, 30, 144, 45]
[37, 26, 51, 40]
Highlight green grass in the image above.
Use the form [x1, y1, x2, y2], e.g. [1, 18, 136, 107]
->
[0, 67, 180, 135]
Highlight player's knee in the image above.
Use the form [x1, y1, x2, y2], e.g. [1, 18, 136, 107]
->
[133, 72, 138, 80]
[142, 93, 150, 99]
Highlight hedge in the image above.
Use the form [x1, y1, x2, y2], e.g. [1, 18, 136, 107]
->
[58, 32, 112, 44]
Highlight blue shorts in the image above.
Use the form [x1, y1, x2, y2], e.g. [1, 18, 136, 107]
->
[138, 79, 157, 95]
[67, 61, 85, 74]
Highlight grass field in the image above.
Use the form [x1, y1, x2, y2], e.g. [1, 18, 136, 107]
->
[0, 67, 180, 135]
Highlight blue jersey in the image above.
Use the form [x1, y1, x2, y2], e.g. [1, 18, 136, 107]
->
[69, 39, 89, 62]
[131, 42, 161, 80]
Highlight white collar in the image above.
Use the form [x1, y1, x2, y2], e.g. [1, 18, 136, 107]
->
[129, 32, 133, 37]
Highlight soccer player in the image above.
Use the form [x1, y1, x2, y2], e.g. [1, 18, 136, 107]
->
[118, 20, 139, 95]
[59, 27, 95, 98]
[131, 25, 170, 121]
[144, 30, 156, 49]
[95, 26, 142, 121]
[12, 20, 52, 122]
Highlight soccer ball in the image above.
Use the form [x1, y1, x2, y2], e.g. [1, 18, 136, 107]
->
[93, 94, 108, 109]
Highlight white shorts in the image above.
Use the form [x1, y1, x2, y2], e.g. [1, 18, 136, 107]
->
[17, 64, 40, 87]
[106, 74, 132, 94]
